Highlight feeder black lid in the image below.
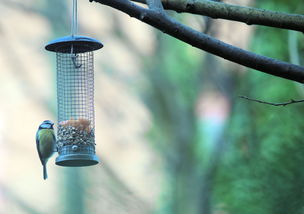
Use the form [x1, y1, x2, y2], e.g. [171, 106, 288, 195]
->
[45, 35, 103, 53]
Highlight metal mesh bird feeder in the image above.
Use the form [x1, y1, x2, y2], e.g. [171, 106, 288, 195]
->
[45, 0, 103, 167]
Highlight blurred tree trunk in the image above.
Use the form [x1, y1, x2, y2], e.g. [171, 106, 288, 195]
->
[62, 169, 85, 214]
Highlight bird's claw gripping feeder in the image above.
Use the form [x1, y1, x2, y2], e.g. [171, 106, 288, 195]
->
[45, 0, 102, 166]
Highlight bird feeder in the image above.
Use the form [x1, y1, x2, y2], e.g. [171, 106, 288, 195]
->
[45, 0, 103, 166]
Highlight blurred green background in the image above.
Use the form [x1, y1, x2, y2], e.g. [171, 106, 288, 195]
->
[0, 0, 303, 213]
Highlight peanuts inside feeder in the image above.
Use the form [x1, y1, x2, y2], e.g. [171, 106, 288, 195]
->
[57, 118, 95, 151]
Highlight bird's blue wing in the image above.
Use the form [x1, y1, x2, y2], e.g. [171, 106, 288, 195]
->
[36, 130, 44, 165]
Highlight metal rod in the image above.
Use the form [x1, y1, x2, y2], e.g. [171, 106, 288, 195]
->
[71, 0, 78, 36]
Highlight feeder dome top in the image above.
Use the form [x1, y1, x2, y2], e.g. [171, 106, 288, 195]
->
[45, 35, 103, 53]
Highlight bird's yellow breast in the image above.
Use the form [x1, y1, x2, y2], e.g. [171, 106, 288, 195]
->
[38, 129, 55, 158]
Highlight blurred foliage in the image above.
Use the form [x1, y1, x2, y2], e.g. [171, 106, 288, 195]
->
[143, 1, 304, 214]
[212, 1, 304, 214]
[144, 33, 202, 214]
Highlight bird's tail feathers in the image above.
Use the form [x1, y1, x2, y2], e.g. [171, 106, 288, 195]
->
[43, 164, 48, 180]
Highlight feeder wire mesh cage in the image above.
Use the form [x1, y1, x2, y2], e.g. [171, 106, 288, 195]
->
[45, 0, 103, 167]
[56, 50, 96, 166]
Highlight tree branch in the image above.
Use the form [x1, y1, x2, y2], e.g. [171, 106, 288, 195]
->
[132, 0, 304, 32]
[90, 0, 304, 83]
[239, 95, 304, 106]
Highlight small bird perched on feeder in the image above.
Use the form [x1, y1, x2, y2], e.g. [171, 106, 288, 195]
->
[36, 120, 56, 180]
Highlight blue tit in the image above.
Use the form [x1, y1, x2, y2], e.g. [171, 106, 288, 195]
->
[36, 120, 56, 180]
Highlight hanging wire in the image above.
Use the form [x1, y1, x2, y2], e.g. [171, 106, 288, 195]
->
[71, 0, 78, 36]
[70, 0, 82, 68]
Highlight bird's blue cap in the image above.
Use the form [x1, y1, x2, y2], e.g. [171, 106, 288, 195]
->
[42, 120, 54, 125]
[39, 120, 54, 129]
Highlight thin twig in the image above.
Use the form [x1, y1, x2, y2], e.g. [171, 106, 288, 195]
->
[239, 95, 304, 106]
